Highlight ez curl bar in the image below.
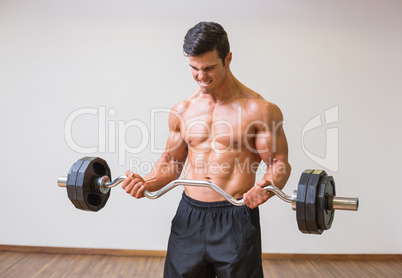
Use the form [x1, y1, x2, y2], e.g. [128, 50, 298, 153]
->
[58, 157, 359, 234]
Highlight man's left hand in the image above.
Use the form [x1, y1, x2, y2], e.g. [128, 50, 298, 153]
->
[243, 179, 272, 209]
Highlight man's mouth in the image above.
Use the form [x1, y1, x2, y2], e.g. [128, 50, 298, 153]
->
[199, 80, 212, 86]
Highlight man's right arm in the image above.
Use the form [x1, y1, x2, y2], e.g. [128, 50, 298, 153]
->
[122, 103, 188, 198]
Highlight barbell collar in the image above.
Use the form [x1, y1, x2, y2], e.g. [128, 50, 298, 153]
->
[292, 190, 298, 210]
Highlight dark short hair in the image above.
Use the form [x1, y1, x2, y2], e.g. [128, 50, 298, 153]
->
[183, 22, 230, 64]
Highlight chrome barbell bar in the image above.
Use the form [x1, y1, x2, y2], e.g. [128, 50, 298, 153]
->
[57, 175, 358, 211]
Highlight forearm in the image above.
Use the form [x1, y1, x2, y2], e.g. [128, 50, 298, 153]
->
[261, 160, 291, 198]
[143, 154, 185, 191]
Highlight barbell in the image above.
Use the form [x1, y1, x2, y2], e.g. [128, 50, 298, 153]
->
[57, 157, 359, 234]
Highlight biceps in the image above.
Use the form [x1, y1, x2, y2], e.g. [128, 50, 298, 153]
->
[255, 130, 288, 163]
[164, 131, 188, 162]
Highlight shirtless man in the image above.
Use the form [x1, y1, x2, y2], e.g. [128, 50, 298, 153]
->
[122, 22, 291, 278]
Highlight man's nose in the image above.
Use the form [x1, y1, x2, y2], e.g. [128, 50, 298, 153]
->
[198, 70, 206, 80]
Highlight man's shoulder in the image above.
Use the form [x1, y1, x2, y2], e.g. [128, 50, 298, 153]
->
[242, 93, 283, 122]
[171, 90, 203, 114]
[242, 93, 277, 111]
[170, 95, 194, 116]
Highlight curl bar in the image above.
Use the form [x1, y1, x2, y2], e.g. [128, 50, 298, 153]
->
[57, 157, 359, 234]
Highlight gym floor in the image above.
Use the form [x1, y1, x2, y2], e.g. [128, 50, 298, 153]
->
[0, 249, 400, 278]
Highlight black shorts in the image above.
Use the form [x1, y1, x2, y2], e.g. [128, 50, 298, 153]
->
[164, 192, 263, 278]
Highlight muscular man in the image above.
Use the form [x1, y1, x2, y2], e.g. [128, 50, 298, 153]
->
[122, 22, 291, 278]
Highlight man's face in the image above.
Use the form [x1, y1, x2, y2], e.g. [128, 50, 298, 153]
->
[189, 50, 231, 94]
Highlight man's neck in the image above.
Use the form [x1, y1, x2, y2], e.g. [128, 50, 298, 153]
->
[204, 71, 242, 104]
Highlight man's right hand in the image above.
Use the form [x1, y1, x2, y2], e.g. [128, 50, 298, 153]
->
[121, 171, 147, 199]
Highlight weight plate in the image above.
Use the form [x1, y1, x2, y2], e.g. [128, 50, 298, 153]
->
[75, 157, 111, 211]
[296, 169, 314, 234]
[66, 158, 86, 210]
[317, 175, 336, 231]
[305, 170, 327, 234]
[75, 157, 93, 211]
[84, 157, 111, 211]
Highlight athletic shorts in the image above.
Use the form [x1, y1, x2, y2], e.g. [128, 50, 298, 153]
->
[164, 192, 263, 278]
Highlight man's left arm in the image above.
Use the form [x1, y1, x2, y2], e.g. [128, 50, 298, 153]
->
[243, 103, 291, 209]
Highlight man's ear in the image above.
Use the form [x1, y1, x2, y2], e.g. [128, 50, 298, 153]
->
[225, 52, 232, 67]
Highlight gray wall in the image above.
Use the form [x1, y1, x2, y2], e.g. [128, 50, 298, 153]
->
[1, 0, 401, 254]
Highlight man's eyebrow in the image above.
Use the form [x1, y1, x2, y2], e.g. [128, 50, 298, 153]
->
[189, 64, 218, 70]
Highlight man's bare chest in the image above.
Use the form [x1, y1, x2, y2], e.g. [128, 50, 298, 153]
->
[180, 104, 256, 150]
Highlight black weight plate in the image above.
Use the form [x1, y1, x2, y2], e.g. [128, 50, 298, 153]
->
[305, 170, 327, 234]
[83, 157, 111, 211]
[296, 169, 314, 234]
[75, 157, 93, 211]
[316, 176, 329, 231]
[66, 158, 86, 210]
[317, 176, 336, 231]
[73, 157, 111, 211]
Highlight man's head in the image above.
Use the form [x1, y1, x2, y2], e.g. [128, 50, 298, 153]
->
[183, 22, 230, 65]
